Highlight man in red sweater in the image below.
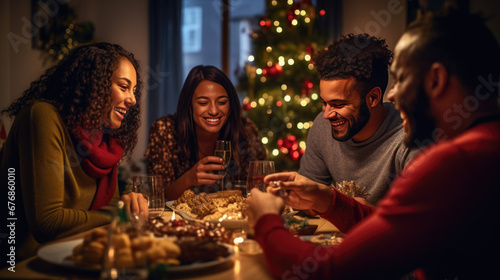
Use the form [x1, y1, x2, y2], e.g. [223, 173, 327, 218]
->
[247, 9, 500, 280]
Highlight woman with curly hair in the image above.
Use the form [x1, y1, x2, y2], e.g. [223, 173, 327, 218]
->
[146, 65, 266, 200]
[0, 42, 147, 262]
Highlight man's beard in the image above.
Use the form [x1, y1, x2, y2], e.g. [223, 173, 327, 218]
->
[404, 85, 436, 148]
[332, 99, 371, 142]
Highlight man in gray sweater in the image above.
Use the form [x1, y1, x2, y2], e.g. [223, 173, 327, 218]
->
[299, 33, 421, 207]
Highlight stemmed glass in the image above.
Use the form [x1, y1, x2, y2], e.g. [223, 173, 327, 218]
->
[214, 140, 231, 191]
[247, 161, 275, 195]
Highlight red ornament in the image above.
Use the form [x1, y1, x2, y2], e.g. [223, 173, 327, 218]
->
[306, 42, 314, 55]
[243, 102, 252, 111]
[260, 17, 272, 31]
[277, 135, 303, 162]
[263, 63, 283, 78]
[266, 19, 272, 28]
[301, 78, 314, 96]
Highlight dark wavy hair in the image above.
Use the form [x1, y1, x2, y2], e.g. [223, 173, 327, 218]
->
[405, 9, 500, 98]
[2, 42, 142, 157]
[314, 33, 393, 97]
[174, 65, 250, 168]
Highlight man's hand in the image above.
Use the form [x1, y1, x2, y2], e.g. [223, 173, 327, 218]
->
[121, 192, 149, 219]
[264, 172, 334, 214]
[246, 188, 285, 227]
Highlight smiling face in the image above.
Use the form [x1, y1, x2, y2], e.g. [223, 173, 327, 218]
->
[388, 32, 435, 148]
[105, 57, 137, 129]
[191, 80, 230, 137]
[320, 78, 371, 142]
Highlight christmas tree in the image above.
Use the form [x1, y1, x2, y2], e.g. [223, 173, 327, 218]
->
[239, 0, 326, 171]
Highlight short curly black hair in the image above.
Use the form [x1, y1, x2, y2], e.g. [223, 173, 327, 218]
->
[314, 33, 392, 97]
[405, 9, 500, 97]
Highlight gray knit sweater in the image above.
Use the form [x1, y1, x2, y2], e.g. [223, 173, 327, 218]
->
[299, 103, 422, 204]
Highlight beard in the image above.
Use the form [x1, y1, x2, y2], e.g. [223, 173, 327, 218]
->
[403, 85, 436, 148]
[331, 98, 371, 142]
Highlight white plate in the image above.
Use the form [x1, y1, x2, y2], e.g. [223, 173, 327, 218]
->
[37, 238, 235, 273]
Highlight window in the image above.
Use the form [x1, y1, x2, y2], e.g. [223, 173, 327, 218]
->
[181, 0, 265, 84]
[182, 7, 202, 53]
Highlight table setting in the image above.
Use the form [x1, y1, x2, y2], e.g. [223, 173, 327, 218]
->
[0, 163, 342, 280]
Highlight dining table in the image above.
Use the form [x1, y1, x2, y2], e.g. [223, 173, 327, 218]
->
[0, 210, 340, 280]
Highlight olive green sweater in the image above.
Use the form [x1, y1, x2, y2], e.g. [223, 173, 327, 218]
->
[0, 102, 117, 262]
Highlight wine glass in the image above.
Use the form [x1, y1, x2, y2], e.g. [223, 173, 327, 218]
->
[132, 174, 165, 219]
[247, 161, 275, 195]
[214, 140, 231, 191]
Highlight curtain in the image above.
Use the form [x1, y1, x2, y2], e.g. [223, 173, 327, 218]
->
[317, 0, 342, 43]
[148, 0, 183, 128]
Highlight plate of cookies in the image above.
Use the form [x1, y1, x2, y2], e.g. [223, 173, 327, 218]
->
[37, 227, 235, 273]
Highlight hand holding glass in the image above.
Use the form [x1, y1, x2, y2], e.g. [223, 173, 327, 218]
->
[247, 161, 275, 194]
[214, 140, 231, 191]
[132, 174, 164, 219]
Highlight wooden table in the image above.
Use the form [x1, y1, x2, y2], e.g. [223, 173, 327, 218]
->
[0, 212, 339, 280]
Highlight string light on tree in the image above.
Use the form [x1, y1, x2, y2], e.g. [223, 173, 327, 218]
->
[237, 0, 325, 169]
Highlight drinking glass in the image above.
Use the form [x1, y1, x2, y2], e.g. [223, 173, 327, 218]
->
[231, 180, 247, 197]
[132, 174, 164, 219]
[247, 161, 275, 195]
[101, 201, 148, 280]
[214, 140, 231, 191]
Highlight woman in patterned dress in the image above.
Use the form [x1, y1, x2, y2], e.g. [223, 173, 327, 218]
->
[146, 65, 266, 200]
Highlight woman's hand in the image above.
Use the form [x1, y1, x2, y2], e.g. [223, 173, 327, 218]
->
[185, 156, 225, 186]
[246, 188, 285, 227]
[264, 172, 334, 214]
[120, 192, 149, 219]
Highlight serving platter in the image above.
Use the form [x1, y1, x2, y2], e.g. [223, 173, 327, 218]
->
[37, 238, 235, 273]
[165, 201, 250, 232]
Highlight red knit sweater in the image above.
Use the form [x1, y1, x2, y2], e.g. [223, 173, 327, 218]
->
[254, 120, 500, 279]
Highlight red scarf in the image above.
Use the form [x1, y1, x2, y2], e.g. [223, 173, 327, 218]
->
[74, 128, 123, 210]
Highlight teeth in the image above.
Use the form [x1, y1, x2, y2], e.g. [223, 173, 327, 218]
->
[114, 108, 126, 115]
[332, 120, 346, 126]
[206, 118, 219, 122]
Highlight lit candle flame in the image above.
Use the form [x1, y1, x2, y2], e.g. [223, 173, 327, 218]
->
[234, 237, 244, 244]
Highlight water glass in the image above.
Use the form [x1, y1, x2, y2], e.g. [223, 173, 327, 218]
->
[132, 174, 165, 219]
[247, 161, 275, 194]
[101, 201, 148, 280]
[231, 180, 248, 197]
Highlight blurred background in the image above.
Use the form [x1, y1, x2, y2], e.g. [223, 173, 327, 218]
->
[1, 0, 499, 173]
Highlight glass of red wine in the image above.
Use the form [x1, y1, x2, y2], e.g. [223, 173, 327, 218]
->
[247, 161, 275, 195]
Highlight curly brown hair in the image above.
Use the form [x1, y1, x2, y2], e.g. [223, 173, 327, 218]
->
[2, 42, 142, 157]
[314, 33, 392, 97]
